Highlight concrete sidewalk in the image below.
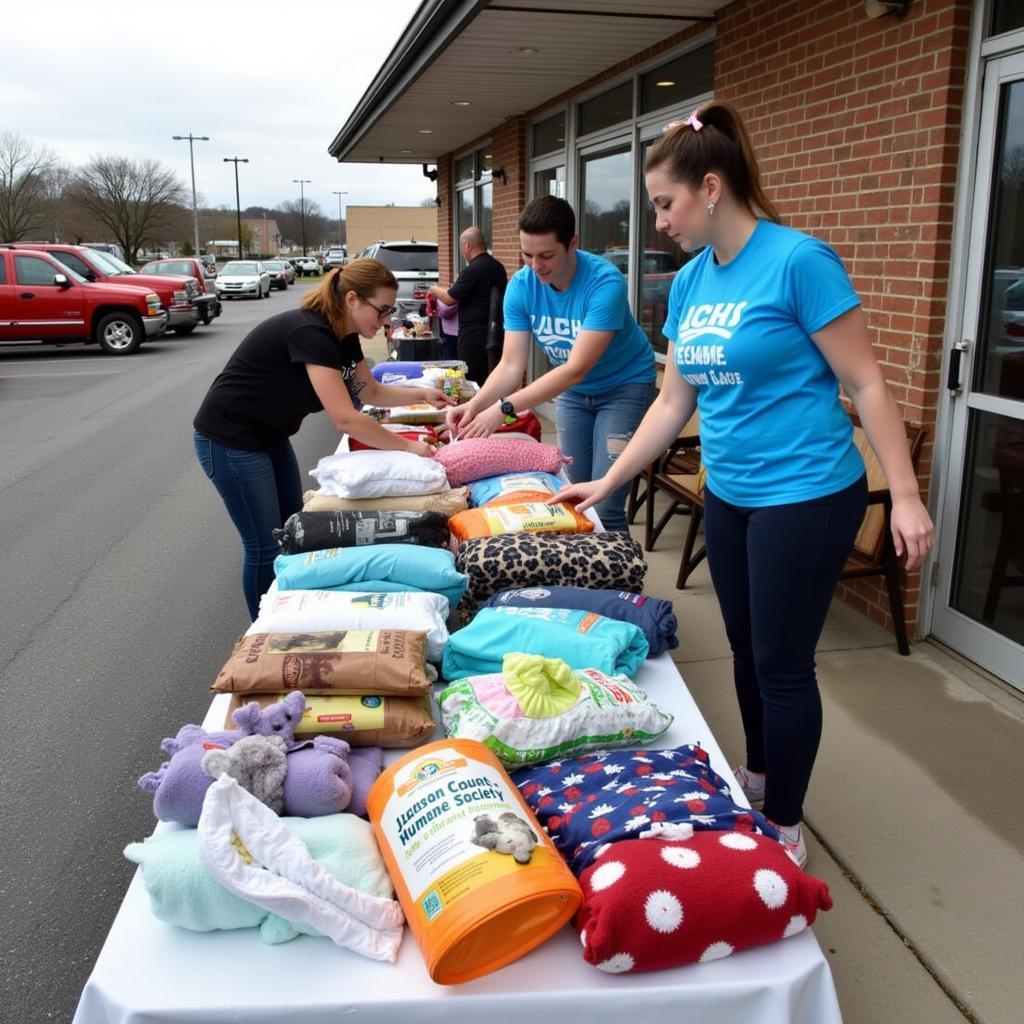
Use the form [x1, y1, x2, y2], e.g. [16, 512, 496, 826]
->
[636, 508, 1023, 1024]
[364, 344, 1021, 1022]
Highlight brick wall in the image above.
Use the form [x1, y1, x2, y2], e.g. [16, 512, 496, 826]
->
[489, 117, 528, 276]
[716, 0, 971, 637]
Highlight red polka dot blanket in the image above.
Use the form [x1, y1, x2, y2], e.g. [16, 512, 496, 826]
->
[576, 832, 832, 973]
[512, 745, 778, 874]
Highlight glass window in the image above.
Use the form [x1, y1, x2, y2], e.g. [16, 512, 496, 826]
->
[534, 165, 566, 199]
[532, 112, 566, 157]
[639, 43, 715, 115]
[456, 187, 474, 270]
[15, 255, 59, 285]
[51, 251, 92, 278]
[580, 147, 632, 256]
[950, 408, 1024, 645]
[374, 246, 438, 272]
[578, 80, 633, 136]
[476, 147, 492, 176]
[454, 154, 474, 184]
[476, 182, 493, 249]
[976, 79, 1024, 401]
[991, 0, 1024, 35]
[0, 258, 6, 284]
[638, 139, 693, 354]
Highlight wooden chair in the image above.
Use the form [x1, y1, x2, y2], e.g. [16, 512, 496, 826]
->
[626, 362, 701, 527]
[646, 412, 926, 655]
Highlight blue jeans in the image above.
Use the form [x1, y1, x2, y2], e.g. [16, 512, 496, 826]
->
[193, 430, 303, 620]
[556, 381, 655, 533]
[703, 474, 868, 826]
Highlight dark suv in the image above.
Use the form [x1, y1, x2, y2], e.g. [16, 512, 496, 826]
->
[359, 240, 438, 318]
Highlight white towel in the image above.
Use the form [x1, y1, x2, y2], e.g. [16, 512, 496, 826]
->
[197, 775, 404, 961]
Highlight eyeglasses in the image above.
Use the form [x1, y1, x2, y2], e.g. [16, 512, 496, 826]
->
[362, 297, 397, 319]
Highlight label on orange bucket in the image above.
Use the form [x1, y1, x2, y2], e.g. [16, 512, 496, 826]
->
[379, 748, 544, 926]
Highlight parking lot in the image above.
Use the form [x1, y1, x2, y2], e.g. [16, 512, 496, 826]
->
[0, 281, 347, 1021]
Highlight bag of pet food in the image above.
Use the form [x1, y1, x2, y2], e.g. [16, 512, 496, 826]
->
[211, 630, 433, 696]
[226, 693, 437, 748]
[448, 496, 593, 544]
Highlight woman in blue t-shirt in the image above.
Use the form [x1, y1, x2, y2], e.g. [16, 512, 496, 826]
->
[557, 101, 933, 867]
[446, 196, 656, 532]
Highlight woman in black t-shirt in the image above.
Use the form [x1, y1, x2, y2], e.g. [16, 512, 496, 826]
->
[193, 259, 452, 618]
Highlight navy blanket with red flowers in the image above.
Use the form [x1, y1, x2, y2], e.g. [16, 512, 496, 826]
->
[512, 745, 779, 875]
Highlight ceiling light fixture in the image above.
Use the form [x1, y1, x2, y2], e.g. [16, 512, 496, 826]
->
[399, 149, 412, 154]
[451, 100, 472, 107]
[418, 129, 433, 134]
[656, 80, 676, 87]
[507, 46, 538, 55]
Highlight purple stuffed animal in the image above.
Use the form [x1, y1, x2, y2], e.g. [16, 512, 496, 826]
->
[138, 692, 370, 826]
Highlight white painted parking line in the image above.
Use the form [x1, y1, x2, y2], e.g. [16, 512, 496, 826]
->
[0, 369, 131, 378]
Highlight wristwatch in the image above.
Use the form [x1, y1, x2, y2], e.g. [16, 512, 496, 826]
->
[499, 398, 517, 425]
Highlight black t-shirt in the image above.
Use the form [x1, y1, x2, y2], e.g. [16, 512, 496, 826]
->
[448, 252, 507, 331]
[194, 308, 363, 450]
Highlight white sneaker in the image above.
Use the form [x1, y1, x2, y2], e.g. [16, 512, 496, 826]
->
[770, 821, 808, 869]
[732, 764, 766, 810]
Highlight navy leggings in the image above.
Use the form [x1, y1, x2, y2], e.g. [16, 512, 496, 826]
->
[703, 474, 868, 826]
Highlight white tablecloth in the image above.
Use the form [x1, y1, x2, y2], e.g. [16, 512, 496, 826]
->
[73, 654, 842, 1024]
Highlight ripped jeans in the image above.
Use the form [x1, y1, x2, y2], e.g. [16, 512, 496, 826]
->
[556, 381, 656, 533]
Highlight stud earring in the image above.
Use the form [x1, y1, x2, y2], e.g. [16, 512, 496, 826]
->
[707, 201, 716, 217]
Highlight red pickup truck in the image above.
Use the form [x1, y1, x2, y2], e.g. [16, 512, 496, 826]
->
[0, 245, 167, 354]
[10, 242, 206, 335]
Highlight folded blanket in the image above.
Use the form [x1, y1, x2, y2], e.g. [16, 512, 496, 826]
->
[302, 488, 469, 517]
[125, 803, 397, 947]
[456, 532, 647, 609]
[433, 437, 568, 487]
[442, 606, 649, 681]
[197, 776, 404, 960]
[486, 586, 678, 657]
[512, 745, 779, 874]
[275, 510, 449, 554]
[310, 450, 449, 499]
[274, 546, 468, 608]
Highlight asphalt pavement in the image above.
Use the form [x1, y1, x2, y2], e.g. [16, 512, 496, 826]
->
[0, 283, 340, 1022]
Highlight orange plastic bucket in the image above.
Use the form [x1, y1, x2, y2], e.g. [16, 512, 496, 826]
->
[367, 738, 582, 984]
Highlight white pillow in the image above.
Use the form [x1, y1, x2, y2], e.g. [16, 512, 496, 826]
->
[309, 450, 449, 499]
[246, 589, 450, 661]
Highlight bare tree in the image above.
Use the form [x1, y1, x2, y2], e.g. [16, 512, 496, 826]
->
[0, 132, 57, 240]
[70, 156, 188, 263]
[276, 198, 330, 252]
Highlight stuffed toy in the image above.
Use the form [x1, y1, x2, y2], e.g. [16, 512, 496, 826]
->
[471, 812, 539, 864]
[138, 692, 371, 826]
[202, 735, 288, 813]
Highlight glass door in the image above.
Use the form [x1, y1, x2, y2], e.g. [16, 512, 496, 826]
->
[932, 51, 1024, 690]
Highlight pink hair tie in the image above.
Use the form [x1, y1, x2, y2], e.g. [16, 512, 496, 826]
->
[663, 110, 704, 134]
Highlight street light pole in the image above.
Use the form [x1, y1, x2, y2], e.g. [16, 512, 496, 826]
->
[331, 190, 348, 247]
[293, 178, 311, 256]
[172, 133, 209, 257]
[224, 157, 249, 258]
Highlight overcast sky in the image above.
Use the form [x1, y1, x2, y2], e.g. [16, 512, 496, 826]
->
[1, 0, 430, 216]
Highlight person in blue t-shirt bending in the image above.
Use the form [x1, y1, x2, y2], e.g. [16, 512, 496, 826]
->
[556, 101, 934, 868]
[445, 196, 656, 532]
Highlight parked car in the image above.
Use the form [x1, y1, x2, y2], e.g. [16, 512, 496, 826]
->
[293, 256, 320, 277]
[82, 241, 126, 262]
[323, 247, 347, 273]
[216, 260, 271, 299]
[358, 240, 438, 318]
[263, 260, 291, 291]
[274, 258, 296, 284]
[8, 242, 204, 335]
[0, 244, 166, 354]
[139, 257, 222, 325]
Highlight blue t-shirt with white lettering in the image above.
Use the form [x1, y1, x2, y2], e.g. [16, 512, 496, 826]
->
[504, 249, 656, 395]
[663, 220, 865, 506]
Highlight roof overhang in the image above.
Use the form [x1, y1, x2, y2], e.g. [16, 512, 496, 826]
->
[329, 0, 727, 165]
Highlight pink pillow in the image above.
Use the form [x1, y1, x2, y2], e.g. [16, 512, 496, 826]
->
[434, 438, 569, 487]
[576, 832, 832, 974]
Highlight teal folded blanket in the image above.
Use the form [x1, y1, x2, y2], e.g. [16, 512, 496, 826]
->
[124, 814, 392, 943]
[442, 606, 649, 681]
[274, 545, 467, 607]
